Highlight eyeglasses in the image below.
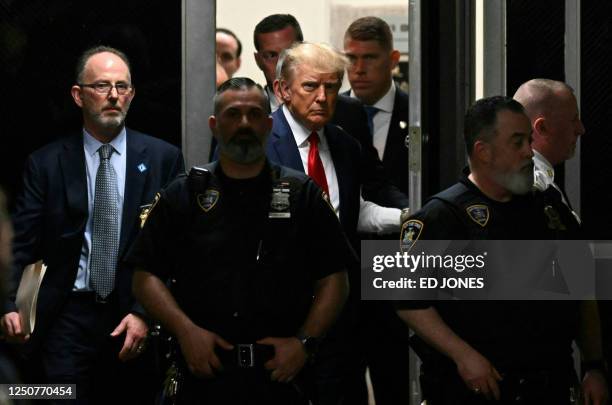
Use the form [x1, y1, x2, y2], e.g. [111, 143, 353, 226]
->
[79, 82, 133, 95]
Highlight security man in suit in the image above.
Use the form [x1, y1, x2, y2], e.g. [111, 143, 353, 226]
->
[128, 77, 351, 404]
[342, 17, 412, 405]
[1, 46, 184, 403]
[344, 16, 409, 196]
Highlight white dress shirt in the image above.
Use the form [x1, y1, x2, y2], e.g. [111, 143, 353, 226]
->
[282, 105, 400, 233]
[532, 149, 581, 224]
[266, 85, 281, 112]
[350, 82, 396, 160]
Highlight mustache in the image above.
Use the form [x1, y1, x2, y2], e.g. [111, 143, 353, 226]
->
[233, 128, 257, 138]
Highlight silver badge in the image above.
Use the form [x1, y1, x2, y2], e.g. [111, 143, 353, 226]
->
[269, 185, 290, 218]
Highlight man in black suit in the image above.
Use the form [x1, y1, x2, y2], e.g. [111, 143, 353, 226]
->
[344, 16, 409, 196]
[1, 46, 184, 403]
[254, 14, 408, 209]
[343, 17, 412, 405]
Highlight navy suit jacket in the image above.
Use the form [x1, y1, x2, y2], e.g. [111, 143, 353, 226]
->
[266, 109, 361, 245]
[6, 128, 184, 351]
[342, 89, 409, 195]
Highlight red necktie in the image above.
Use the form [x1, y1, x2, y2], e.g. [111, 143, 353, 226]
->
[307, 132, 329, 195]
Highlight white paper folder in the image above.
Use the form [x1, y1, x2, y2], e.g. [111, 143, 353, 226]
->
[15, 260, 46, 335]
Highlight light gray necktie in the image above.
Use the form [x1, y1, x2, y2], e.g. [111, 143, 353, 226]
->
[90, 144, 119, 298]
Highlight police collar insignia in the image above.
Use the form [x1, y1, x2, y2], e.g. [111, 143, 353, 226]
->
[139, 192, 160, 228]
[544, 205, 567, 231]
[400, 219, 423, 252]
[197, 189, 219, 212]
[321, 190, 335, 212]
[466, 204, 489, 227]
[269, 182, 291, 218]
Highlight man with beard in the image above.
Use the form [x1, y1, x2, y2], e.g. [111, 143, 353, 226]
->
[1, 46, 184, 403]
[397, 96, 593, 404]
[127, 77, 352, 404]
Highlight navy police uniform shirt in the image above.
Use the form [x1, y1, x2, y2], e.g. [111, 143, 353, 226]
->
[398, 171, 578, 371]
[125, 160, 355, 343]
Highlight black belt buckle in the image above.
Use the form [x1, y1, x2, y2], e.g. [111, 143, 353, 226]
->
[237, 344, 255, 368]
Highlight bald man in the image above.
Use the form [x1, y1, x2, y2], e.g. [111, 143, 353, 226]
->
[513, 79, 584, 222]
[514, 79, 609, 405]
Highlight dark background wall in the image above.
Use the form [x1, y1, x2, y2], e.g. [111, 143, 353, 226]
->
[506, 0, 566, 187]
[506, 0, 565, 93]
[507, 0, 612, 383]
[581, 0, 612, 241]
[0, 0, 182, 210]
[418, 1, 472, 200]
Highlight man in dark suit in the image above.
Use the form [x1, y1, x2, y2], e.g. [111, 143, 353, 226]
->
[344, 16, 409, 196]
[254, 14, 408, 209]
[1, 46, 184, 403]
[343, 17, 412, 405]
[267, 41, 400, 405]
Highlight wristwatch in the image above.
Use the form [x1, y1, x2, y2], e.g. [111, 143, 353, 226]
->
[296, 331, 321, 359]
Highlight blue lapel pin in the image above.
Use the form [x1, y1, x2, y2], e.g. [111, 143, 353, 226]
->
[137, 163, 147, 173]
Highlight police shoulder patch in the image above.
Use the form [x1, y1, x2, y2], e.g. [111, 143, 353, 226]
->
[466, 204, 489, 227]
[197, 189, 220, 212]
[400, 219, 424, 252]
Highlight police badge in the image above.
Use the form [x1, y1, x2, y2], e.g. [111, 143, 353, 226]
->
[400, 219, 423, 252]
[139, 193, 161, 228]
[466, 204, 490, 227]
[197, 189, 220, 212]
[269, 183, 291, 218]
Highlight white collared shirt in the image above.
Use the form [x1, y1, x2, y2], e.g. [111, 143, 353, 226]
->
[532, 149, 581, 224]
[75, 128, 127, 290]
[350, 82, 396, 160]
[282, 105, 400, 233]
[266, 85, 281, 112]
[282, 105, 340, 217]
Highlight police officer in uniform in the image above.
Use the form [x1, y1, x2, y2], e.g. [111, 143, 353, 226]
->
[126, 78, 352, 404]
[514, 79, 608, 403]
[397, 96, 604, 404]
